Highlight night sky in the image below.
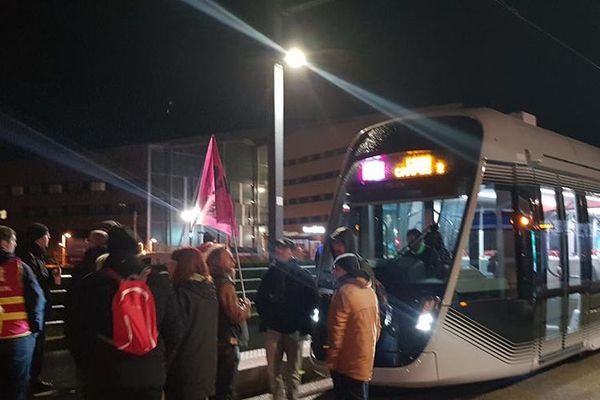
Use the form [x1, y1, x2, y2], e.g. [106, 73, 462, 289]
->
[2, 0, 600, 151]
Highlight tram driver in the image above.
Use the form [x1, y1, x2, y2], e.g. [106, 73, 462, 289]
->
[404, 229, 444, 280]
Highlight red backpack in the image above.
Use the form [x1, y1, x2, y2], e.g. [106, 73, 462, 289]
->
[105, 268, 158, 356]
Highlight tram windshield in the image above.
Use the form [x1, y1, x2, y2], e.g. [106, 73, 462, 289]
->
[340, 194, 468, 300]
[317, 116, 483, 367]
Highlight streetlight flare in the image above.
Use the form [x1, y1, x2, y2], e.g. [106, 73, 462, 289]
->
[180, 207, 199, 223]
[285, 48, 307, 68]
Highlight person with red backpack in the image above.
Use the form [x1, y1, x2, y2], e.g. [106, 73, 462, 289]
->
[72, 226, 182, 400]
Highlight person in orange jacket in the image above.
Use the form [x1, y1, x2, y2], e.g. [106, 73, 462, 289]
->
[327, 253, 380, 400]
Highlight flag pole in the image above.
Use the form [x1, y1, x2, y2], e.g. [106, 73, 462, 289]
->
[231, 228, 246, 299]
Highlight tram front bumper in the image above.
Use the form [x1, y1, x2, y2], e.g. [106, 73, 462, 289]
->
[372, 352, 439, 388]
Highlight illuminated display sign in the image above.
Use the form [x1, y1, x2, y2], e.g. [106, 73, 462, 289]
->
[359, 151, 448, 183]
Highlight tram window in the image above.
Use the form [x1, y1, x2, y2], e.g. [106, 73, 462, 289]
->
[563, 189, 581, 286]
[456, 184, 517, 298]
[540, 187, 562, 290]
[587, 193, 600, 281]
[382, 202, 424, 257]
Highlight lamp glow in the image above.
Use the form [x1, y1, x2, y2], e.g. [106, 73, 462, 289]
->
[284, 48, 307, 68]
[180, 207, 199, 223]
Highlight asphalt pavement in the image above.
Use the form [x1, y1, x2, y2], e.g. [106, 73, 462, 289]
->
[40, 348, 600, 399]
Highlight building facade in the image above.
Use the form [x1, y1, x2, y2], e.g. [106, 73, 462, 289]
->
[0, 113, 384, 258]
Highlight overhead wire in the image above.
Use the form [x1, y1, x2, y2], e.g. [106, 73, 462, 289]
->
[492, 0, 600, 72]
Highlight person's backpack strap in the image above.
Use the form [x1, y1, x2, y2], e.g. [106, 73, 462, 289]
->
[104, 267, 151, 282]
[103, 267, 123, 282]
[137, 267, 152, 282]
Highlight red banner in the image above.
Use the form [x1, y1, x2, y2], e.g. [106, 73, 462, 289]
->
[196, 135, 237, 237]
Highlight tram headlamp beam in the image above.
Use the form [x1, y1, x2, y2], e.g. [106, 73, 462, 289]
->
[415, 312, 434, 332]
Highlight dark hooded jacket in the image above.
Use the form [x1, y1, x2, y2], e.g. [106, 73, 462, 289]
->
[72, 227, 183, 389]
[17, 242, 52, 313]
[329, 227, 375, 281]
[256, 258, 319, 335]
[65, 245, 107, 360]
[166, 276, 218, 400]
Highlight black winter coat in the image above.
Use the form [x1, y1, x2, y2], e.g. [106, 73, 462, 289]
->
[166, 276, 218, 400]
[64, 245, 107, 362]
[73, 253, 183, 389]
[18, 243, 52, 313]
[256, 260, 319, 335]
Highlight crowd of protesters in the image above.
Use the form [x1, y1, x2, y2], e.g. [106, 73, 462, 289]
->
[0, 217, 389, 400]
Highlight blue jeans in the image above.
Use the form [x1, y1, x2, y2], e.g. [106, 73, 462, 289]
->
[0, 334, 36, 400]
[331, 371, 369, 400]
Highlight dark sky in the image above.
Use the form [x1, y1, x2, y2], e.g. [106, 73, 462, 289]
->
[2, 0, 600, 150]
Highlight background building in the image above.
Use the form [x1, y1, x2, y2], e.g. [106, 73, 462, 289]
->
[0, 113, 384, 259]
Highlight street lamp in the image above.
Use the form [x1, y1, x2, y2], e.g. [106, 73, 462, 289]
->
[180, 206, 199, 246]
[268, 48, 307, 243]
[60, 232, 71, 265]
[284, 48, 307, 68]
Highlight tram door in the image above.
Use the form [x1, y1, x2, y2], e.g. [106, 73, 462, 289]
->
[539, 187, 585, 359]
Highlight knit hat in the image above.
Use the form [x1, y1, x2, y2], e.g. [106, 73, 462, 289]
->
[25, 223, 49, 242]
[272, 237, 295, 250]
[99, 220, 122, 232]
[333, 253, 368, 279]
[107, 226, 138, 254]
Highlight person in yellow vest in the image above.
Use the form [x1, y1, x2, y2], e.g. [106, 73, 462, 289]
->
[0, 225, 46, 400]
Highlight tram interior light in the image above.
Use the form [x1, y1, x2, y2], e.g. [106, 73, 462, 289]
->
[302, 225, 326, 234]
[538, 223, 554, 230]
[510, 213, 532, 229]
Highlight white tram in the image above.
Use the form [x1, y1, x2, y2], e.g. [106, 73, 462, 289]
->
[313, 107, 600, 386]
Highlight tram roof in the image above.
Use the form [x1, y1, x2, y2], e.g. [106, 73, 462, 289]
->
[358, 107, 600, 184]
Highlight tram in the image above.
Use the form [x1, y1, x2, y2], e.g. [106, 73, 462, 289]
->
[313, 107, 600, 386]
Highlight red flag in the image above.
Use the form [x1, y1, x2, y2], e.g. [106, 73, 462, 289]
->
[196, 135, 237, 237]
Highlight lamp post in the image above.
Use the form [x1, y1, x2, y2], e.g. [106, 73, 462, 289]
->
[60, 232, 71, 266]
[268, 48, 307, 243]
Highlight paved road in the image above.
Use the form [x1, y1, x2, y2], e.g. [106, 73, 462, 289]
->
[42, 348, 600, 399]
[306, 350, 600, 400]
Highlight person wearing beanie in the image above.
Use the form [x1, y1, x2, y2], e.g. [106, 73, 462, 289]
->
[327, 253, 380, 400]
[256, 238, 319, 400]
[71, 225, 183, 400]
[16, 222, 55, 392]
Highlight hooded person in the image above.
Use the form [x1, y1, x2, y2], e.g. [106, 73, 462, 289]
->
[72, 226, 183, 400]
[328, 227, 375, 280]
[327, 253, 380, 400]
[16, 222, 54, 391]
[256, 238, 319, 400]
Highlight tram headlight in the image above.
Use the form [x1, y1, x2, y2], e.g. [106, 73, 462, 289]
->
[415, 296, 440, 332]
[311, 308, 320, 323]
[415, 312, 434, 332]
